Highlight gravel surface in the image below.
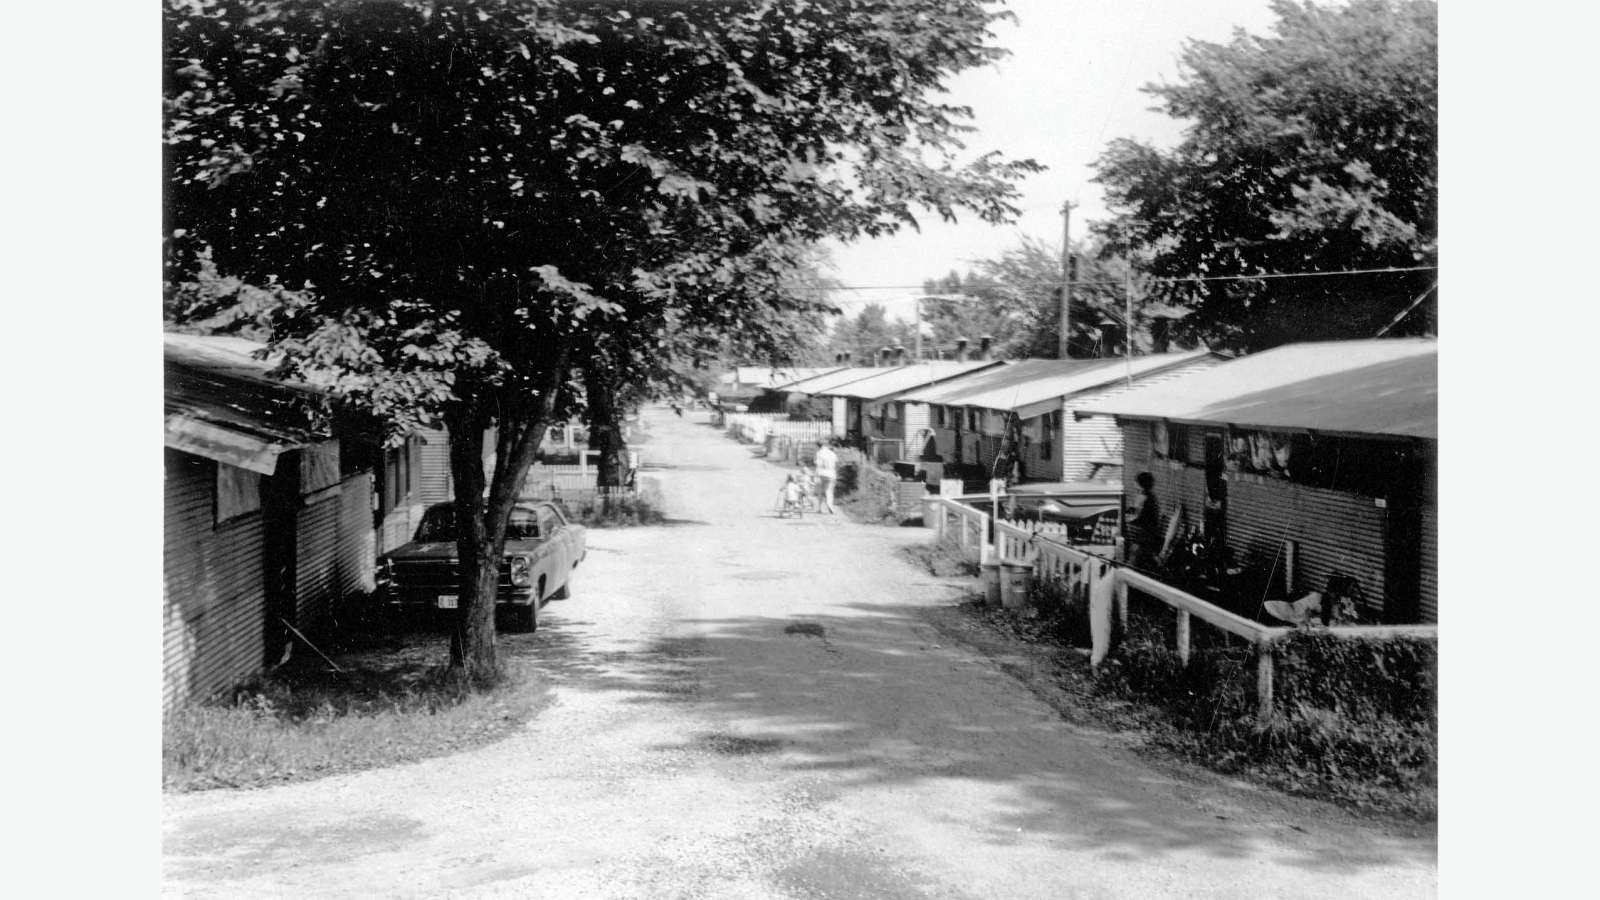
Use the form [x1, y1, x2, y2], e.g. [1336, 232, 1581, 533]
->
[161, 407, 1437, 898]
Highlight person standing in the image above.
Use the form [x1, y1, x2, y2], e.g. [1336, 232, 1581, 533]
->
[1124, 471, 1162, 571]
[813, 440, 839, 514]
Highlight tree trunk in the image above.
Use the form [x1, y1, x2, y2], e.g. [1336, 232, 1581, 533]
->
[583, 362, 629, 493]
[444, 409, 496, 682]
[443, 364, 567, 684]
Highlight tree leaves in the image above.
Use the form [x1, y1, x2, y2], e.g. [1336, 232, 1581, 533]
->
[1092, 0, 1437, 351]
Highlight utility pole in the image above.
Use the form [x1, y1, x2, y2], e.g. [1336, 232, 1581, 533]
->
[1124, 265, 1135, 386]
[1059, 201, 1075, 360]
[912, 296, 922, 362]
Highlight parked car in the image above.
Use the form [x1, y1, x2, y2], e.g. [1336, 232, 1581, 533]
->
[377, 500, 588, 632]
[962, 481, 1123, 544]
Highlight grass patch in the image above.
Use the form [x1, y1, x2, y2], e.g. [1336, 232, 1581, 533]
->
[900, 536, 980, 578]
[163, 631, 552, 792]
[565, 478, 667, 528]
[835, 449, 905, 525]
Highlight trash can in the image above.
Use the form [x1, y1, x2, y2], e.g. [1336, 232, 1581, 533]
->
[999, 560, 1034, 609]
[979, 562, 1002, 606]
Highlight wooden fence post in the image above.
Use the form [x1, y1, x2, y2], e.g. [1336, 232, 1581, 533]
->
[1116, 577, 1129, 632]
[1176, 609, 1191, 666]
[1255, 640, 1275, 721]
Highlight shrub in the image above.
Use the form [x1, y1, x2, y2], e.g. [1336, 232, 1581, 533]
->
[1089, 610, 1437, 815]
[565, 479, 667, 527]
[1025, 575, 1092, 648]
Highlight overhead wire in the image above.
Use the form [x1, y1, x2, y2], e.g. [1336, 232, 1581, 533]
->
[790, 264, 1439, 292]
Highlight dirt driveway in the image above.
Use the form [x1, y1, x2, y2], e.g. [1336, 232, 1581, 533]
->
[162, 407, 1437, 898]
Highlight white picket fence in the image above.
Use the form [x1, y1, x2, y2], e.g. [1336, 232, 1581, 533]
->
[926, 496, 1436, 720]
[723, 412, 834, 446]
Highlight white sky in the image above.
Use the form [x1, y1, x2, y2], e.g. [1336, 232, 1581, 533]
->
[823, 0, 1281, 322]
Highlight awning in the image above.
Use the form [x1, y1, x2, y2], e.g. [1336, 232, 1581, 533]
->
[164, 415, 299, 475]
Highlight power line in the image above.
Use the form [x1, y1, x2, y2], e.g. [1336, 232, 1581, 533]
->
[795, 264, 1438, 292]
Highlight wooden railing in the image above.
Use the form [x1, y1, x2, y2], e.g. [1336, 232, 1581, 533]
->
[946, 511, 1438, 720]
[723, 412, 834, 446]
[928, 495, 993, 564]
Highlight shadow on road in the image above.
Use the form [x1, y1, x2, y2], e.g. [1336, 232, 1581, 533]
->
[515, 600, 1434, 874]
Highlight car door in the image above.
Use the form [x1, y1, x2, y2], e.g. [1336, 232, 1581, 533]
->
[537, 504, 571, 583]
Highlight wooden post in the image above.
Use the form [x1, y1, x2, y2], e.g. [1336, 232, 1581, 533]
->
[978, 514, 993, 565]
[1176, 609, 1191, 665]
[1256, 640, 1276, 721]
[1116, 576, 1129, 632]
[934, 502, 947, 539]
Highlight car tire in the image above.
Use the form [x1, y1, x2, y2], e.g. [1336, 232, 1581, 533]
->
[551, 569, 572, 601]
[507, 598, 539, 633]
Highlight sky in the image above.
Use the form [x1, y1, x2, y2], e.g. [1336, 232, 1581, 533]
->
[823, 0, 1281, 323]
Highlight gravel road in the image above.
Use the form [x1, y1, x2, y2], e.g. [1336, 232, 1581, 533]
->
[162, 406, 1437, 898]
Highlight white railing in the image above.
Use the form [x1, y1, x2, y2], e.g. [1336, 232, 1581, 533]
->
[939, 513, 1437, 720]
[929, 496, 993, 564]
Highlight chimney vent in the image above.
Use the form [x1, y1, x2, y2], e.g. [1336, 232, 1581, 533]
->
[978, 334, 995, 361]
[879, 346, 894, 367]
[954, 337, 970, 362]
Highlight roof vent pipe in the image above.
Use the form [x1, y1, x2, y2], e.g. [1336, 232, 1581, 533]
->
[879, 346, 894, 367]
[841, 351, 852, 364]
[894, 344, 907, 366]
[978, 335, 994, 361]
[954, 337, 969, 362]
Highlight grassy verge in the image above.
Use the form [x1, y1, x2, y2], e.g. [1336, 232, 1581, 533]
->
[565, 478, 667, 527]
[911, 538, 1437, 821]
[163, 631, 552, 792]
[835, 449, 906, 525]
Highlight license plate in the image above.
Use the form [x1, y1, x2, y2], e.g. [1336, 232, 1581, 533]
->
[436, 594, 459, 609]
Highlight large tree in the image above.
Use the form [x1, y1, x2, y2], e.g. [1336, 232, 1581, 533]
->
[1092, 0, 1437, 352]
[164, 0, 1039, 682]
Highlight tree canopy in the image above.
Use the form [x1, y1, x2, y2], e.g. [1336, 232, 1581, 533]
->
[163, 0, 1039, 678]
[1092, 0, 1437, 352]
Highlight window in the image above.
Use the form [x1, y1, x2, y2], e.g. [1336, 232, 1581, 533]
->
[1039, 413, 1056, 461]
[888, 403, 901, 422]
[216, 463, 261, 524]
[934, 406, 945, 427]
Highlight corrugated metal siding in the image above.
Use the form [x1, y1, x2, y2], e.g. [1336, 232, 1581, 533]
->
[379, 502, 422, 554]
[294, 490, 342, 628]
[1125, 422, 1412, 620]
[1063, 411, 1121, 481]
[1418, 448, 1437, 623]
[418, 429, 453, 504]
[1226, 476, 1388, 616]
[337, 472, 376, 597]
[164, 450, 265, 710]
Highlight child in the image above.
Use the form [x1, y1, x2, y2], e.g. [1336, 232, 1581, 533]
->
[797, 465, 818, 510]
[778, 473, 803, 517]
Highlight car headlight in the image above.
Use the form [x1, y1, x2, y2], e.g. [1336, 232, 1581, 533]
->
[509, 555, 532, 586]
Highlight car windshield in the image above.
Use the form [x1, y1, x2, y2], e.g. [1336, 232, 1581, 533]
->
[413, 504, 543, 542]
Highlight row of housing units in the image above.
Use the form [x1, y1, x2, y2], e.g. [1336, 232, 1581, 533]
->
[744, 338, 1436, 626]
[163, 333, 599, 710]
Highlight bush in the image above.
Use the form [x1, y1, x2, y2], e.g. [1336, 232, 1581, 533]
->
[1025, 575, 1092, 648]
[565, 479, 667, 527]
[1089, 611, 1437, 815]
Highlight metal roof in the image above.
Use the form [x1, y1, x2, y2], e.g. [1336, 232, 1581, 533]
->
[895, 352, 1216, 417]
[773, 366, 886, 394]
[733, 366, 838, 388]
[165, 333, 330, 473]
[817, 360, 1004, 401]
[1074, 339, 1437, 440]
